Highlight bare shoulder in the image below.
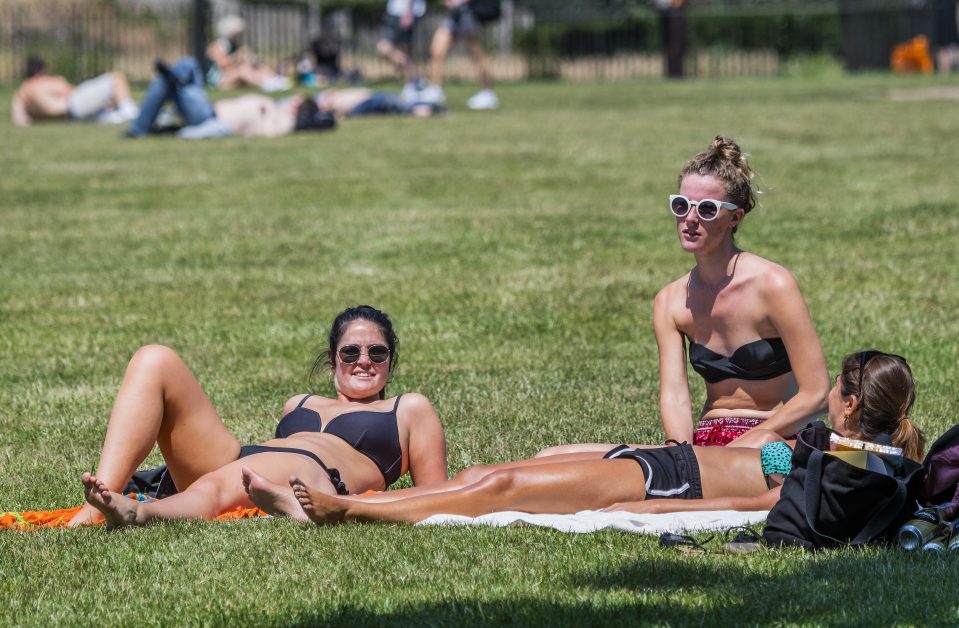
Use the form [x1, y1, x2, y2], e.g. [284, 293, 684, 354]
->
[742, 253, 799, 296]
[396, 392, 437, 417]
[282, 393, 331, 414]
[654, 273, 691, 310]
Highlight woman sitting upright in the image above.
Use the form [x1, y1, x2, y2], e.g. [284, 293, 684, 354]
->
[540, 135, 830, 452]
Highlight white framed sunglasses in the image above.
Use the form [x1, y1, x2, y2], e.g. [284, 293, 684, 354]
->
[669, 194, 739, 221]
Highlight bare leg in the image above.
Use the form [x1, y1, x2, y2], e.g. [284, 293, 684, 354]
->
[83, 451, 330, 528]
[110, 72, 133, 104]
[465, 37, 492, 89]
[430, 27, 453, 86]
[536, 443, 627, 458]
[343, 452, 606, 503]
[68, 345, 241, 527]
[294, 459, 648, 524]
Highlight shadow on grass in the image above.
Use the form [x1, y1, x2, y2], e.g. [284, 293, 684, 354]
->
[268, 550, 957, 627]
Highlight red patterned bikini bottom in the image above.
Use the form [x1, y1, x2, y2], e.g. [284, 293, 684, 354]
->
[693, 417, 766, 447]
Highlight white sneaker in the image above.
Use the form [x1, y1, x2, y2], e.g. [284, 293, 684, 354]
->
[467, 89, 498, 110]
[401, 82, 419, 103]
[96, 109, 130, 124]
[417, 84, 446, 106]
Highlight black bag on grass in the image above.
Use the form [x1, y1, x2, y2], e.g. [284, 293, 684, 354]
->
[469, 0, 502, 23]
[763, 423, 924, 550]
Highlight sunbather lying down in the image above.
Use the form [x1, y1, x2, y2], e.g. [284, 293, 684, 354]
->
[232, 351, 924, 525]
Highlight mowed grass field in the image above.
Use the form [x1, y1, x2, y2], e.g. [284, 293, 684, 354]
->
[2, 74, 959, 626]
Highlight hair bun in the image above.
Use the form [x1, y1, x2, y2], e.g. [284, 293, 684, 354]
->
[711, 135, 742, 163]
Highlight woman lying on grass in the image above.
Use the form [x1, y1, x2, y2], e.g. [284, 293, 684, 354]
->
[74, 305, 448, 528]
[541, 136, 830, 452]
[237, 351, 923, 524]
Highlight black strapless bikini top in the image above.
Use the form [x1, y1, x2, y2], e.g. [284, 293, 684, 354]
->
[275, 394, 403, 487]
[688, 337, 792, 384]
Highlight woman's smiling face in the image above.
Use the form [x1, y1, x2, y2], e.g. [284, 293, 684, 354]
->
[332, 320, 391, 401]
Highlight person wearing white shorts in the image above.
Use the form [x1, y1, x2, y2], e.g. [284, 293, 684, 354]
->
[11, 57, 138, 126]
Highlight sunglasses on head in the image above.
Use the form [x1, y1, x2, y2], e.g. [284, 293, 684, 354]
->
[337, 344, 390, 364]
[669, 194, 738, 221]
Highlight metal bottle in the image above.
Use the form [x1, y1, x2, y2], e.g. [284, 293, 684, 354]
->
[898, 508, 942, 551]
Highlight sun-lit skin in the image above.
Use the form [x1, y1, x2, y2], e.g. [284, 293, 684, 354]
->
[674, 173, 744, 264]
[332, 320, 392, 403]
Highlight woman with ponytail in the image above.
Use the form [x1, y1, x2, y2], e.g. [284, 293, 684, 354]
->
[539, 135, 831, 453]
[834, 350, 925, 461]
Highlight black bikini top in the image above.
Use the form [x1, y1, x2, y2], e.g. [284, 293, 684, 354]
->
[688, 337, 792, 384]
[275, 394, 403, 487]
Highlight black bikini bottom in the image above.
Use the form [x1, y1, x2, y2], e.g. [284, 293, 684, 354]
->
[238, 444, 349, 495]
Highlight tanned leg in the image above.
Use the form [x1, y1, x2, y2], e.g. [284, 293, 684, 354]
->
[430, 27, 453, 86]
[465, 37, 492, 89]
[340, 452, 606, 504]
[294, 459, 648, 524]
[69, 345, 240, 527]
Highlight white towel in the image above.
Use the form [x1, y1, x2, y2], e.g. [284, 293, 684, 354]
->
[416, 509, 769, 535]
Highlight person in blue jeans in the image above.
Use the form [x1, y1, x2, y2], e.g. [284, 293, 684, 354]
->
[126, 57, 333, 139]
[126, 57, 216, 137]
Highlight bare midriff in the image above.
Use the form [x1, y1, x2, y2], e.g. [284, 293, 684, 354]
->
[694, 446, 768, 498]
[699, 371, 798, 421]
[259, 432, 396, 493]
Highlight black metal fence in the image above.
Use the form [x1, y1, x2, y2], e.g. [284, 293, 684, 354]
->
[0, 0, 953, 85]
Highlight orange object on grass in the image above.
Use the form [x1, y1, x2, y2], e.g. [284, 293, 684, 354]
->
[1, 497, 267, 530]
[891, 35, 934, 74]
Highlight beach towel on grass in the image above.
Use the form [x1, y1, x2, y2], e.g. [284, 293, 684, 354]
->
[417, 509, 769, 535]
[0, 494, 266, 530]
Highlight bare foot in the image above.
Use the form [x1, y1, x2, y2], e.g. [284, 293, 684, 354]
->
[241, 466, 308, 521]
[290, 476, 349, 525]
[81, 472, 140, 530]
[66, 503, 105, 528]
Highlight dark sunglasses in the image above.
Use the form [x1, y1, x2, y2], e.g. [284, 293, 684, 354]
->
[669, 194, 738, 221]
[337, 344, 390, 364]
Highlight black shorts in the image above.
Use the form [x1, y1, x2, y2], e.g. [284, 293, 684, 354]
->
[380, 14, 417, 47]
[603, 443, 703, 500]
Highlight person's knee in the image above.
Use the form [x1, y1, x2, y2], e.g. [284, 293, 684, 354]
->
[376, 39, 392, 57]
[430, 31, 451, 58]
[129, 344, 183, 374]
[474, 469, 518, 497]
[453, 464, 492, 483]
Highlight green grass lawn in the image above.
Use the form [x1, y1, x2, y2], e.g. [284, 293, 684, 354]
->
[2, 74, 959, 625]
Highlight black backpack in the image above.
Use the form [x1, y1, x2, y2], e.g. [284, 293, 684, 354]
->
[763, 423, 925, 550]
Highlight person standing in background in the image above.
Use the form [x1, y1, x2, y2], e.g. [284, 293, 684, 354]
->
[377, 0, 427, 100]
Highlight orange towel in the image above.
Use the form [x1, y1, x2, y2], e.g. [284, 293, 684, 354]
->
[1, 498, 267, 530]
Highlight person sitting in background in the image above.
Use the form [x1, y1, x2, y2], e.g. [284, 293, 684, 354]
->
[206, 15, 291, 92]
[376, 0, 427, 99]
[11, 57, 138, 127]
[125, 57, 333, 140]
[315, 87, 443, 119]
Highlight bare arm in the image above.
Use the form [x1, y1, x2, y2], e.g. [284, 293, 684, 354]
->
[402, 393, 449, 486]
[11, 91, 30, 126]
[207, 40, 234, 69]
[604, 486, 781, 514]
[655, 283, 695, 443]
[731, 268, 829, 440]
